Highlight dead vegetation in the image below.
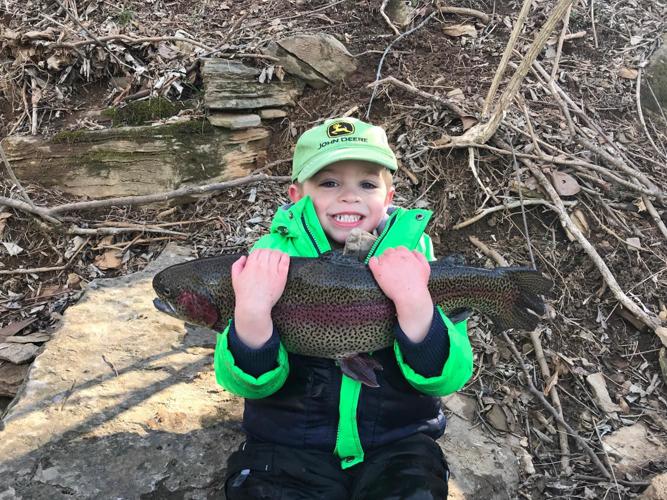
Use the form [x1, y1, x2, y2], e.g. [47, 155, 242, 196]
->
[1, 0, 667, 497]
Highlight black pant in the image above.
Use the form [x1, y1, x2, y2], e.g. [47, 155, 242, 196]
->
[224, 433, 449, 500]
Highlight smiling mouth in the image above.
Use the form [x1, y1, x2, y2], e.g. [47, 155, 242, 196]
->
[332, 214, 363, 225]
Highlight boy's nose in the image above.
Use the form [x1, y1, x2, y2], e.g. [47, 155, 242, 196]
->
[339, 189, 361, 203]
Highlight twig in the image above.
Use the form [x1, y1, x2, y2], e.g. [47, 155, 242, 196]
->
[453, 198, 575, 230]
[468, 147, 500, 204]
[68, 226, 187, 237]
[380, 0, 401, 36]
[549, 3, 571, 82]
[366, 11, 438, 119]
[501, 331, 612, 479]
[438, 5, 490, 24]
[636, 68, 666, 158]
[446, 0, 575, 148]
[30, 77, 39, 136]
[0, 174, 290, 222]
[51, 0, 128, 69]
[482, 0, 533, 116]
[0, 236, 90, 275]
[593, 418, 621, 495]
[642, 196, 667, 242]
[590, 0, 599, 49]
[468, 236, 508, 266]
[498, 139, 662, 331]
[0, 143, 35, 209]
[367, 76, 466, 118]
[531, 328, 571, 474]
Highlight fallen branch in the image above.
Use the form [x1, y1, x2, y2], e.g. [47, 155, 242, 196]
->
[0, 174, 290, 223]
[482, 0, 533, 116]
[366, 10, 438, 118]
[497, 139, 662, 331]
[438, 5, 491, 24]
[453, 198, 575, 230]
[367, 76, 466, 118]
[0, 143, 35, 209]
[501, 331, 612, 479]
[380, 0, 401, 36]
[445, 0, 575, 148]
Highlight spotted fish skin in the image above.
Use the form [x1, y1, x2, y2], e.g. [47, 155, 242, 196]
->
[152, 252, 553, 359]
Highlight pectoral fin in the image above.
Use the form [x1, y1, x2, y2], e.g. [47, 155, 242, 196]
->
[339, 355, 383, 388]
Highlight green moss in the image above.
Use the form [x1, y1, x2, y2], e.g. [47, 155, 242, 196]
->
[102, 97, 181, 126]
[115, 8, 134, 26]
[51, 130, 91, 144]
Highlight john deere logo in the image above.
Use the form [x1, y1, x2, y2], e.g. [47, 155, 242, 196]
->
[327, 121, 355, 137]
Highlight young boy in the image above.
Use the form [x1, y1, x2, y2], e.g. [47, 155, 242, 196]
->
[215, 118, 473, 499]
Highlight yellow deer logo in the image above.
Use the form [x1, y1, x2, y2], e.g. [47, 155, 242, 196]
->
[327, 121, 355, 137]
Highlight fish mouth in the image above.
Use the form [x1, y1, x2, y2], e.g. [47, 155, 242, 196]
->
[153, 297, 178, 318]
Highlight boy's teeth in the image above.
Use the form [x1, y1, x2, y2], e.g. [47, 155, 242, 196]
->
[334, 214, 361, 223]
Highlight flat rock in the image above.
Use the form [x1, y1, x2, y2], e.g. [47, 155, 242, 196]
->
[202, 58, 303, 110]
[261, 34, 357, 88]
[208, 112, 261, 129]
[0, 243, 520, 498]
[441, 414, 520, 499]
[0, 362, 29, 397]
[259, 108, 288, 119]
[0, 244, 243, 499]
[0, 343, 39, 364]
[602, 422, 667, 476]
[639, 472, 667, 499]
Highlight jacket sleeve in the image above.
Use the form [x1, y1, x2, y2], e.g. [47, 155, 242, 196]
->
[394, 307, 473, 396]
[394, 233, 473, 396]
[214, 319, 290, 399]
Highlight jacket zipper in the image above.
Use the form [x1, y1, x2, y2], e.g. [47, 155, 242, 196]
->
[301, 214, 323, 256]
[364, 214, 398, 264]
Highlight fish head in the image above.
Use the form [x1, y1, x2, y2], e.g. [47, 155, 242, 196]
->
[152, 267, 221, 329]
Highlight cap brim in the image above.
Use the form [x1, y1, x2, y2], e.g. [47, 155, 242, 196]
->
[295, 147, 397, 183]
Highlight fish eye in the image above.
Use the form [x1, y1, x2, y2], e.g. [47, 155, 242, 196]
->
[163, 287, 172, 297]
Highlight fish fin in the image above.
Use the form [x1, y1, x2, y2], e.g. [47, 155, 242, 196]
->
[339, 355, 383, 388]
[492, 268, 553, 331]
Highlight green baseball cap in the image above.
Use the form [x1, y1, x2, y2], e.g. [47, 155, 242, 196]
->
[291, 117, 398, 183]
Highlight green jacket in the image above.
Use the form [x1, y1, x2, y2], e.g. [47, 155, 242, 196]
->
[214, 196, 473, 467]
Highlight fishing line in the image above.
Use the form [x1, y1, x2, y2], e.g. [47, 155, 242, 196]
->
[511, 137, 537, 270]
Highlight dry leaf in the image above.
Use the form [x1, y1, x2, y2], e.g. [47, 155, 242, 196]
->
[2, 241, 23, 256]
[443, 24, 477, 38]
[0, 318, 36, 338]
[543, 371, 559, 395]
[94, 249, 123, 270]
[551, 170, 580, 196]
[586, 372, 621, 415]
[571, 209, 589, 234]
[626, 237, 642, 250]
[461, 116, 478, 130]
[618, 67, 638, 80]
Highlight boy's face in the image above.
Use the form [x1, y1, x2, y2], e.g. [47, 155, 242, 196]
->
[289, 160, 395, 245]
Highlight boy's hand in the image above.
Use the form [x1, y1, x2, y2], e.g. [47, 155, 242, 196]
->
[231, 249, 290, 348]
[368, 247, 434, 343]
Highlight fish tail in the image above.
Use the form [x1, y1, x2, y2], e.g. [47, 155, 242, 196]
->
[491, 268, 553, 332]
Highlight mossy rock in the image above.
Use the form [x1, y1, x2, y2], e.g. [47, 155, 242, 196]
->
[101, 97, 183, 127]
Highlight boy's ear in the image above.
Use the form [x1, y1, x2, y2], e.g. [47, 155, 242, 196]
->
[385, 186, 395, 206]
[288, 183, 303, 203]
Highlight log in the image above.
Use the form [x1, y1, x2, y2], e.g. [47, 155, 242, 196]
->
[202, 58, 303, 110]
[2, 119, 270, 198]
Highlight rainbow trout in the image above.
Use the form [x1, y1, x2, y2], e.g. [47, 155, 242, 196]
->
[153, 252, 552, 385]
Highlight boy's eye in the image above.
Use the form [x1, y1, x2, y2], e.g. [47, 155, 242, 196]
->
[361, 182, 377, 189]
[320, 180, 338, 188]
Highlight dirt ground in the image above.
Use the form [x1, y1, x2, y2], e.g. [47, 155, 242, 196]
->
[1, 0, 667, 498]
